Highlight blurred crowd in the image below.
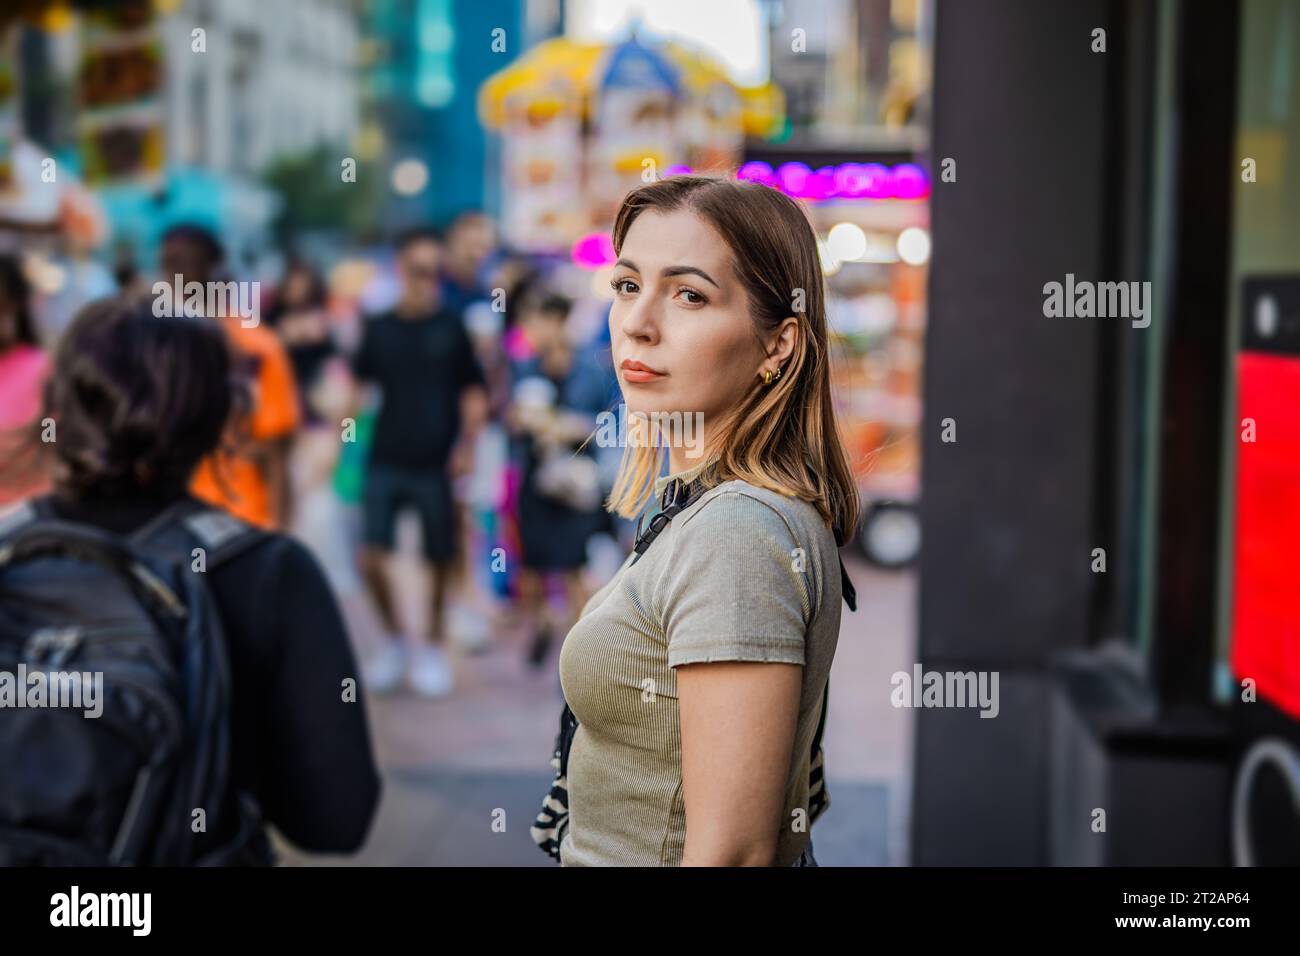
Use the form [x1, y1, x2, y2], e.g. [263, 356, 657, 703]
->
[0, 210, 630, 699]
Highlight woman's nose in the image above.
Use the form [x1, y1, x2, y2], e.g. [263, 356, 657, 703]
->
[619, 297, 659, 343]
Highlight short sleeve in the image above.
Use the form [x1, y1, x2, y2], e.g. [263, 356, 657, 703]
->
[659, 490, 813, 669]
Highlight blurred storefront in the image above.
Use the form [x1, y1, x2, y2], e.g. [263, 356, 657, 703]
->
[918, 0, 1299, 866]
[478, 33, 784, 251]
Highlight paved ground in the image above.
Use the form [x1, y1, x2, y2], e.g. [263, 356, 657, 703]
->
[276, 541, 917, 867]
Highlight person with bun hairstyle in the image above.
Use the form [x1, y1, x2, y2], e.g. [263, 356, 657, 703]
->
[6, 298, 380, 861]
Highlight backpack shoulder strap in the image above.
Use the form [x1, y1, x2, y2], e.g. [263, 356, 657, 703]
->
[812, 679, 830, 757]
[838, 557, 857, 613]
[130, 500, 266, 571]
[0, 501, 193, 622]
[630, 475, 708, 563]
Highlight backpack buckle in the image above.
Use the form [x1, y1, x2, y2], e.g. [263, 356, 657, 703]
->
[25, 627, 84, 668]
[662, 478, 693, 511]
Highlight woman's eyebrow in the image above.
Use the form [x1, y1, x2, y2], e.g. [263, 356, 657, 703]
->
[614, 259, 720, 289]
[661, 266, 719, 288]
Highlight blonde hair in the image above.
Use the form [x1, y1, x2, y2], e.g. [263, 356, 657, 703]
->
[604, 176, 859, 537]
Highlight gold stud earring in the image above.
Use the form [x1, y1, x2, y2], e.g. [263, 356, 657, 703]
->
[773, 367, 782, 382]
[763, 369, 774, 385]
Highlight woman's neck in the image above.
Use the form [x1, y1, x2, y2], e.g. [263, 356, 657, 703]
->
[667, 444, 719, 477]
[666, 406, 735, 475]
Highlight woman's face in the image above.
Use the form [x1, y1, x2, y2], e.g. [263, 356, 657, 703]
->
[609, 208, 767, 435]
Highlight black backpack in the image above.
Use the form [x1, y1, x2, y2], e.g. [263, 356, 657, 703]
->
[0, 497, 268, 866]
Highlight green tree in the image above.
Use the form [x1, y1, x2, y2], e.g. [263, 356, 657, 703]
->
[262, 144, 383, 245]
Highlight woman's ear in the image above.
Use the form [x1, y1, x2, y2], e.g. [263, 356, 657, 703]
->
[766, 316, 800, 366]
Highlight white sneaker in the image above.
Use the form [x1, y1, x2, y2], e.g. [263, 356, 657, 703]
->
[409, 644, 454, 699]
[363, 641, 409, 695]
[449, 605, 491, 654]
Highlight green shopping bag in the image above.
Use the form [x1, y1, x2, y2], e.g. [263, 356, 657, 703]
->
[332, 408, 375, 504]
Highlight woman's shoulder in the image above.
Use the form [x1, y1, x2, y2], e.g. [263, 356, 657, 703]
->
[682, 478, 833, 545]
[655, 478, 840, 640]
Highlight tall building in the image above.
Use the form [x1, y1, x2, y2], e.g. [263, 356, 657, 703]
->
[363, 0, 528, 230]
[165, 0, 360, 178]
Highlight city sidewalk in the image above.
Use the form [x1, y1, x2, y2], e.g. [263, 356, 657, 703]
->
[276, 550, 916, 867]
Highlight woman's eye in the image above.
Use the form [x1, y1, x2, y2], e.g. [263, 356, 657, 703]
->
[611, 277, 638, 295]
[678, 287, 706, 305]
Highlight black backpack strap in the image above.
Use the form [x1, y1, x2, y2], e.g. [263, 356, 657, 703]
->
[831, 522, 857, 613]
[130, 500, 265, 572]
[631, 475, 707, 563]
[556, 702, 580, 777]
[812, 679, 830, 757]
[839, 558, 857, 613]
[0, 509, 190, 623]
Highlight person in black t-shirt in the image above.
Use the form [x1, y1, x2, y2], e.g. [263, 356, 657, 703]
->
[17, 297, 381, 861]
[351, 228, 488, 698]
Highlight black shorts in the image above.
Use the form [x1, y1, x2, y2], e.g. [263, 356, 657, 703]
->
[363, 464, 456, 562]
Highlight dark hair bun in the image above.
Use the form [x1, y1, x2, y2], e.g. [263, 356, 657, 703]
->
[45, 297, 234, 498]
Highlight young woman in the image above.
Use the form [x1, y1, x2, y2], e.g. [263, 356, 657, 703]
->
[556, 176, 859, 867]
[18, 297, 381, 860]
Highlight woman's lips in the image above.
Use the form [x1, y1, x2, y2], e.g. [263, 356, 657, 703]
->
[621, 359, 666, 384]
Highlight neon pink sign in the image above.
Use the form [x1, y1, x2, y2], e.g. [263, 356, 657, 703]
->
[572, 231, 617, 269]
[733, 161, 930, 201]
[570, 162, 930, 267]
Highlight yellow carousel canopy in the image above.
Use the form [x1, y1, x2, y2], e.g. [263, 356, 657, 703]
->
[478, 35, 784, 139]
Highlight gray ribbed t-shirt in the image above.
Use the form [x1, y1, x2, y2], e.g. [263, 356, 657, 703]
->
[557, 470, 842, 866]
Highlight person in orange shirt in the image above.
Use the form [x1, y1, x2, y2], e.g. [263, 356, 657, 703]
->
[160, 225, 299, 529]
